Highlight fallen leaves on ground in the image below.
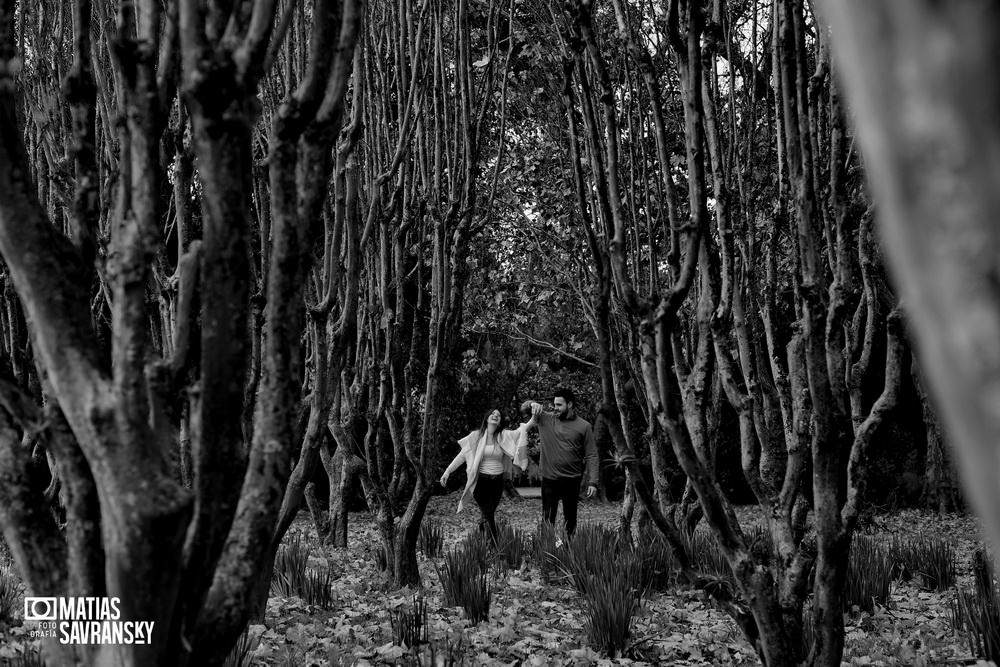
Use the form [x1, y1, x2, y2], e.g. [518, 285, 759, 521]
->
[248, 501, 988, 666]
[0, 501, 988, 665]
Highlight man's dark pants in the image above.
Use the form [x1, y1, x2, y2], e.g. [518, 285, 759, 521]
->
[541, 476, 582, 536]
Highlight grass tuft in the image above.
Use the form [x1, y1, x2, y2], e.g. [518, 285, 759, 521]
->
[548, 522, 647, 658]
[302, 564, 336, 609]
[271, 535, 310, 598]
[271, 535, 336, 609]
[845, 535, 893, 614]
[950, 547, 1000, 662]
[223, 625, 262, 667]
[633, 526, 677, 592]
[391, 595, 428, 648]
[495, 519, 530, 571]
[436, 540, 491, 624]
[890, 533, 956, 591]
[419, 519, 445, 559]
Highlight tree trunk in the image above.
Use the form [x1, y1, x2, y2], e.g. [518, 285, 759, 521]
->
[324, 437, 368, 548]
[304, 481, 331, 541]
[619, 469, 636, 540]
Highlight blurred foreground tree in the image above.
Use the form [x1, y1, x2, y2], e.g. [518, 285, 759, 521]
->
[820, 0, 1000, 574]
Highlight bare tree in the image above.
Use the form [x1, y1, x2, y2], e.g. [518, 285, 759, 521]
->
[0, 0, 360, 663]
[559, 0, 907, 663]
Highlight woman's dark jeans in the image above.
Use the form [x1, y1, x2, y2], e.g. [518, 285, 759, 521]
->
[473, 473, 504, 543]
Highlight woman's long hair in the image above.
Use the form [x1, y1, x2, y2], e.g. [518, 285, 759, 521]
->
[477, 408, 508, 444]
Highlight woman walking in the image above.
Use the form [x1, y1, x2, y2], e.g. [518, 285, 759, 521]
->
[440, 408, 532, 543]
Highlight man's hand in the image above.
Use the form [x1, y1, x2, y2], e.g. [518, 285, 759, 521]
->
[585, 485, 597, 499]
[531, 401, 543, 417]
[440, 472, 450, 486]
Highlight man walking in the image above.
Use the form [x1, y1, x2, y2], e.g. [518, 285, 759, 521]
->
[523, 387, 599, 536]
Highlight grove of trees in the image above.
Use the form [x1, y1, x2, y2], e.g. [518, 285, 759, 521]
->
[0, 0, 991, 665]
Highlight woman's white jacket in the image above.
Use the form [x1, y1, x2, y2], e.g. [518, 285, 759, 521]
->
[447, 424, 530, 512]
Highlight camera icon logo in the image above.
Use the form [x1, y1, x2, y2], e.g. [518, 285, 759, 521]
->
[24, 597, 57, 621]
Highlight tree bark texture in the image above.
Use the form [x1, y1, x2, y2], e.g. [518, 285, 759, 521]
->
[0, 1, 362, 664]
[562, 0, 908, 664]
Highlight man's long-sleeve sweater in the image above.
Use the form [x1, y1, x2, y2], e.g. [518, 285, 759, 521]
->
[534, 411, 599, 486]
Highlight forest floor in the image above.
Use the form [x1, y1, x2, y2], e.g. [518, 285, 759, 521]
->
[0, 498, 989, 666]
[247, 497, 986, 666]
